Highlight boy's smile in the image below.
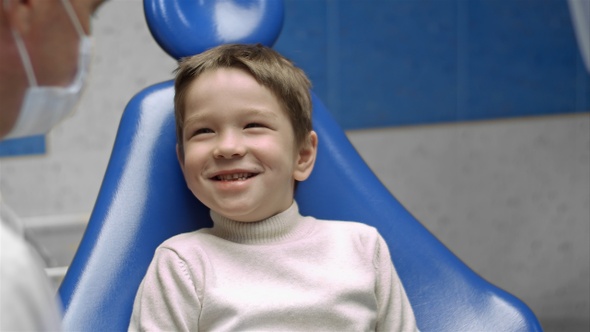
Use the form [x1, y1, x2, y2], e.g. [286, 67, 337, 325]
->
[178, 67, 317, 223]
[211, 171, 256, 182]
[208, 168, 260, 190]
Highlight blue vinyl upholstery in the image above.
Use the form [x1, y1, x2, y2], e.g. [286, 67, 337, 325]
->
[58, 0, 543, 331]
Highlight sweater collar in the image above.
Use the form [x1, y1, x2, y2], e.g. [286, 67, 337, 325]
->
[209, 202, 314, 245]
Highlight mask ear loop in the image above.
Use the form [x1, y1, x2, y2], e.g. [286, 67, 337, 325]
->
[60, 0, 86, 37]
[3, 0, 37, 86]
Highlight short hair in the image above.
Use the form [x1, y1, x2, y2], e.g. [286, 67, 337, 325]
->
[174, 44, 312, 159]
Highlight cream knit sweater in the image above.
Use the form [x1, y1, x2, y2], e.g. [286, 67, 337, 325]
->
[129, 202, 418, 331]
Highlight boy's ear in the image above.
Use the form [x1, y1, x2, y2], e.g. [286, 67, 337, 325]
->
[176, 144, 185, 174]
[293, 131, 318, 181]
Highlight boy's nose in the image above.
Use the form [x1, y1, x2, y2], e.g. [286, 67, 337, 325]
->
[213, 132, 246, 159]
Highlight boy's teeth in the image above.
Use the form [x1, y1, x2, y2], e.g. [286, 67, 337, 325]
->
[217, 173, 251, 181]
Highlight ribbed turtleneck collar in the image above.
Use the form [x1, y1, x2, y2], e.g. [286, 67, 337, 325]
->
[209, 202, 314, 245]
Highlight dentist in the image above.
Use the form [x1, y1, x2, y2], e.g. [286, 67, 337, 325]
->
[1, 0, 105, 330]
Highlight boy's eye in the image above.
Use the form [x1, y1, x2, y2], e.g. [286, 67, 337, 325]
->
[244, 123, 265, 129]
[193, 128, 214, 136]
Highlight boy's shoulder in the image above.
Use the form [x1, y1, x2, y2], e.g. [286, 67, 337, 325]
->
[315, 216, 378, 233]
[308, 217, 390, 261]
[312, 217, 383, 245]
[156, 228, 217, 252]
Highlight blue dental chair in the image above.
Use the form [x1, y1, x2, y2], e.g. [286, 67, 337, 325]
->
[58, 1, 543, 331]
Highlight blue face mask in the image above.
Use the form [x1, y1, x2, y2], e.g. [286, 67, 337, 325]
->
[5, 0, 93, 139]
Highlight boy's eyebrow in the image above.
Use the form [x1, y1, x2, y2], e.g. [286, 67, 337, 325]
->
[183, 113, 206, 128]
[183, 108, 279, 128]
[242, 108, 280, 120]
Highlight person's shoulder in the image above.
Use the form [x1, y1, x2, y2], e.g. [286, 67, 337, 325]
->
[316, 217, 378, 233]
[308, 218, 388, 260]
[157, 228, 215, 253]
[1, 221, 31, 267]
[314, 217, 382, 244]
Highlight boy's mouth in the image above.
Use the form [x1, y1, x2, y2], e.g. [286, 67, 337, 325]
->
[212, 172, 257, 181]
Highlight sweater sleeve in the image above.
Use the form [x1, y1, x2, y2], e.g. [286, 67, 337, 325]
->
[129, 247, 202, 332]
[374, 234, 419, 332]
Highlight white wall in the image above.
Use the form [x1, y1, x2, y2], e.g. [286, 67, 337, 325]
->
[347, 115, 589, 329]
[0, 0, 588, 329]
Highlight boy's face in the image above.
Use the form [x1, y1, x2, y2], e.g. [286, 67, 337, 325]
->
[177, 67, 317, 222]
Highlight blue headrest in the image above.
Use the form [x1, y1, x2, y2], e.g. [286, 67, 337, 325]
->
[144, 0, 284, 59]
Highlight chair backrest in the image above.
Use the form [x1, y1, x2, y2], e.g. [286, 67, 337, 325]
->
[58, 1, 543, 331]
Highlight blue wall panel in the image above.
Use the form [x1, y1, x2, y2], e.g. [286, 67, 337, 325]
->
[274, 0, 590, 130]
[0, 136, 46, 158]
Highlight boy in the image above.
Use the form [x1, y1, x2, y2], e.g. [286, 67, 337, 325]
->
[129, 44, 418, 331]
